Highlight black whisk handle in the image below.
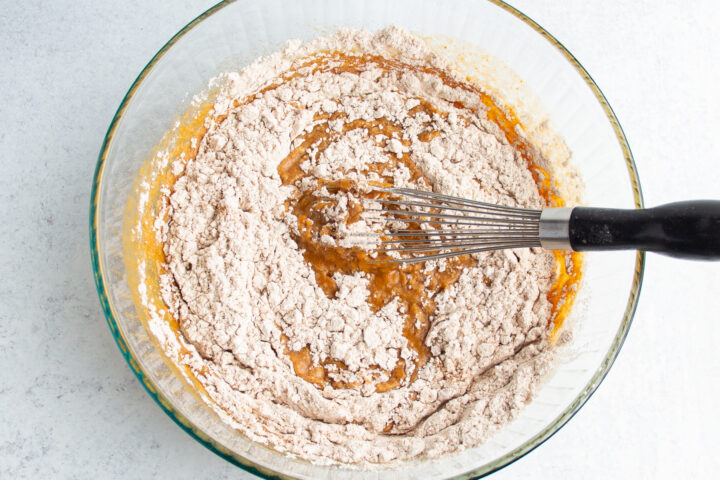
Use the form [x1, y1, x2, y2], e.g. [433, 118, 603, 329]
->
[568, 201, 720, 260]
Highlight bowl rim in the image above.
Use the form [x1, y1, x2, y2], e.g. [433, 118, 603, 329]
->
[89, 1, 645, 478]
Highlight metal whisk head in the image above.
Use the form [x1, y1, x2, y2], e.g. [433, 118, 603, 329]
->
[359, 187, 543, 263]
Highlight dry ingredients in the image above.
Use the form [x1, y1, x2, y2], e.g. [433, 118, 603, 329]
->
[152, 27, 568, 465]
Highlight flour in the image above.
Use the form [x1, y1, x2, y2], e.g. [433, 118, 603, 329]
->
[154, 26, 562, 465]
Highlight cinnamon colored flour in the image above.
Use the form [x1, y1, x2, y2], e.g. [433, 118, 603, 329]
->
[146, 27, 577, 465]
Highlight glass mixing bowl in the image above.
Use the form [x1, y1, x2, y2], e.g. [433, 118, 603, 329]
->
[90, 1, 644, 478]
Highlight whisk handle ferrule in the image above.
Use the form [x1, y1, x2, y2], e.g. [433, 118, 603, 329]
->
[539, 208, 573, 250]
[568, 201, 720, 260]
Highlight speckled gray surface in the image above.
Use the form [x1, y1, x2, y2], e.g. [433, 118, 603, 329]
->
[1, 1, 719, 478]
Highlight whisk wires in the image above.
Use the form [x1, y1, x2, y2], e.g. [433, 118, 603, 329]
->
[358, 187, 542, 263]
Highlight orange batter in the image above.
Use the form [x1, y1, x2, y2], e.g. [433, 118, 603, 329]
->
[125, 49, 582, 398]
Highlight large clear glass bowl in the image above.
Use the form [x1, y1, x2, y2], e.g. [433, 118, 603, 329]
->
[90, 1, 644, 478]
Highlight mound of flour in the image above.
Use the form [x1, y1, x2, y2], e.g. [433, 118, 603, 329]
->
[154, 26, 559, 465]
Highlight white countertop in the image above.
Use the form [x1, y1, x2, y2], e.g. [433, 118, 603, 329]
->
[1, 1, 719, 478]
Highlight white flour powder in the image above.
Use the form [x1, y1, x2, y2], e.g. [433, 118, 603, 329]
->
[154, 27, 561, 465]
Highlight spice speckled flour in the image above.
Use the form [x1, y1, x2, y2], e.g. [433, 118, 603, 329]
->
[150, 27, 567, 465]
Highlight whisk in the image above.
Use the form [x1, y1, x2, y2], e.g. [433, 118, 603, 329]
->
[359, 187, 720, 263]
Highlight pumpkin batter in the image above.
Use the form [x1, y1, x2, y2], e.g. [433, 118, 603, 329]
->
[127, 27, 583, 465]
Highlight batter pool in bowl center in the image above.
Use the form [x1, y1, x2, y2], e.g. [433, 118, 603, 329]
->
[91, 2, 642, 479]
